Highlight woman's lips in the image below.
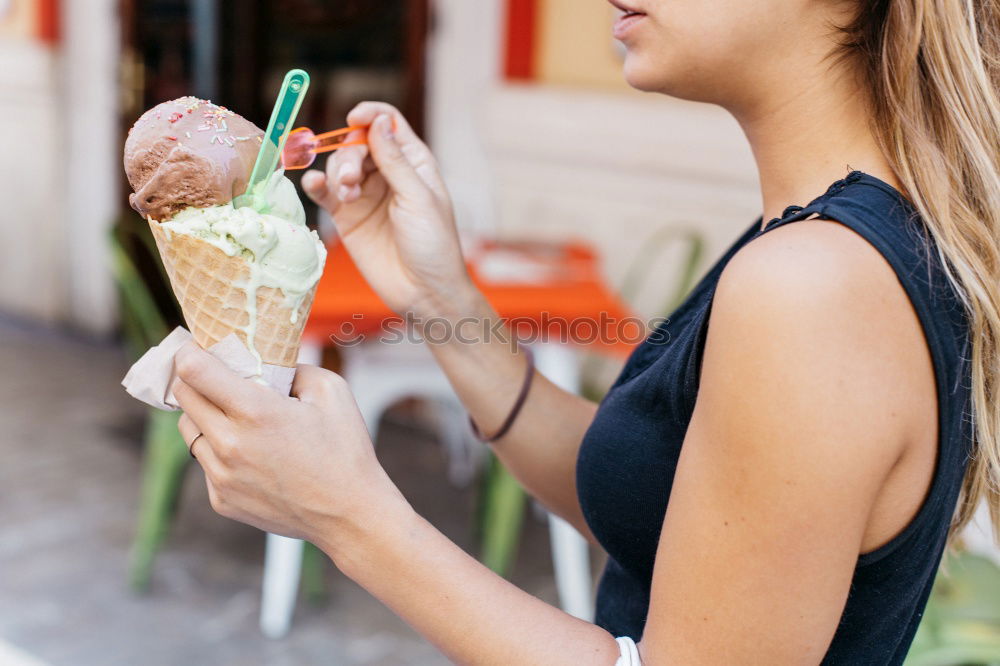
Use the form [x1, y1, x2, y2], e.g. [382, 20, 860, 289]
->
[613, 11, 646, 40]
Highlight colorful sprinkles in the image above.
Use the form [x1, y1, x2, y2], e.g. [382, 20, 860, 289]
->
[133, 97, 258, 153]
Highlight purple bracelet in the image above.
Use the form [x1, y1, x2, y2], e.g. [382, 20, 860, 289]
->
[469, 346, 536, 443]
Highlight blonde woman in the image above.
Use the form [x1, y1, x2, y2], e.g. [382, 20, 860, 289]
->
[171, 0, 999, 663]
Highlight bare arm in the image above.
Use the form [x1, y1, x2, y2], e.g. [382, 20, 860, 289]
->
[421, 291, 598, 536]
[324, 484, 617, 665]
[301, 102, 596, 534]
[173, 218, 928, 664]
[175, 356, 620, 666]
[641, 221, 927, 662]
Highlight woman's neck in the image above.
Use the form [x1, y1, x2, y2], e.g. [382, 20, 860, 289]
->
[731, 68, 901, 224]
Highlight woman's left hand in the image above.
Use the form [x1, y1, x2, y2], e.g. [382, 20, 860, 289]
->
[172, 341, 400, 545]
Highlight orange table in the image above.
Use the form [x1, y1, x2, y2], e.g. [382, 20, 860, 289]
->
[304, 239, 638, 357]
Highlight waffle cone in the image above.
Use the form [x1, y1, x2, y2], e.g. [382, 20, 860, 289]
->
[148, 219, 316, 367]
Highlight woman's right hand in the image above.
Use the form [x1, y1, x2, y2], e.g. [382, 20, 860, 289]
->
[301, 102, 477, 321]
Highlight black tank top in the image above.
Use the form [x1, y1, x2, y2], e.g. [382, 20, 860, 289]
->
[576, 171, 973, 664]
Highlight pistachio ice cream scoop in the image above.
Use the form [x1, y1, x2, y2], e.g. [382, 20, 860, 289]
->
[160, 173, 327, 322]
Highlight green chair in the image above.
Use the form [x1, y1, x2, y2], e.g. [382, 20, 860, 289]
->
[479, 454, 530, 574]
[905, 551, 1000, 665]
[110, 228, 192, 591]
[620, 226, 705, 318]
[478, 227, 705, 576]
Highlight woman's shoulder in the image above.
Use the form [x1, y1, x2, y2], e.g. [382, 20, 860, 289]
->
[710, 217, 932, 428]
[700, 213, 934, 499]
[717, 217, 903, 315]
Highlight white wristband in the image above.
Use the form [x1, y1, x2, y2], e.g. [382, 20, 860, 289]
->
[614, 637, 642, 665]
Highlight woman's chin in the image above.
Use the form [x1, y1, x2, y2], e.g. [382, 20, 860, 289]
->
[622, 56, 715, 102]
[622, 57, 668, 93]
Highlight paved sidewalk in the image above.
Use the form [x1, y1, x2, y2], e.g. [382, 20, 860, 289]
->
[0, 317, 568, 666]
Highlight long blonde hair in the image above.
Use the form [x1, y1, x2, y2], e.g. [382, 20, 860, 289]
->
[842, 0, 1000, 542]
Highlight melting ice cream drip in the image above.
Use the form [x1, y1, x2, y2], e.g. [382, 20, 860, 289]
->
[236, 169, 315, 374]
[158, 172, 327, 376]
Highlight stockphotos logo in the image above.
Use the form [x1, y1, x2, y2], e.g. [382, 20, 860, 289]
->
[329, 312, 671, 349]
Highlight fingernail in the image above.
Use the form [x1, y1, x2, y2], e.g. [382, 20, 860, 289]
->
[338, 185, 352, 200]
[379, 115, 394, 140]
[338, 163, 353, 181]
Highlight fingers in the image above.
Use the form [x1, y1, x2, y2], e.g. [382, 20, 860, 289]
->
[348, 103, 438, 172]
[178, 412, 212, 462]
[328, 146, 366, 203]
[302, 148, 372, 210]
[347, 102, 422, 147]
[290, 364, 349, 405]
[306, 102, 436, 212]
[367, 114, 430, 201]
[173, 376, 227, 434]
[347, 103, 446, 200]
[173, 342, 265, 418]
[177, 411, 224, 472]
[178, 412, 200, 453]
[301, 169, 338, 211]
[333, 135, 370, 188]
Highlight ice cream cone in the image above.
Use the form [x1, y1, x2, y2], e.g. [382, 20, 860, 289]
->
[148, 218, 316, 368]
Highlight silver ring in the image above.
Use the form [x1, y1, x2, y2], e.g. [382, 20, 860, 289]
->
[188, 432, 204, 460]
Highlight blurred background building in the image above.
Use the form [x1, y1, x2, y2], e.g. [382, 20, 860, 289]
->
[1, 1, 997, 665]
[0, 0, 761, 335]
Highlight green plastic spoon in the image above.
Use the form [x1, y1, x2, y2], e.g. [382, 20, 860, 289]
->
[234, 68, 310, 211]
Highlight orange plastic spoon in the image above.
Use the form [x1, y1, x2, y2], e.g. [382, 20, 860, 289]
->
[281, 125, 368, 170]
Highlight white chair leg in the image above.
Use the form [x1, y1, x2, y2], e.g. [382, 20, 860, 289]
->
[548, 513, 594, 620]
[433, 396, 483, 487]
[260, 533, 305, 639]
[532, 344, 595, 621]
[259, 341, 322, 638]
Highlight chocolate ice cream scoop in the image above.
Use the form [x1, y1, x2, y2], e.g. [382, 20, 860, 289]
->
[124, 97, 264, 221]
